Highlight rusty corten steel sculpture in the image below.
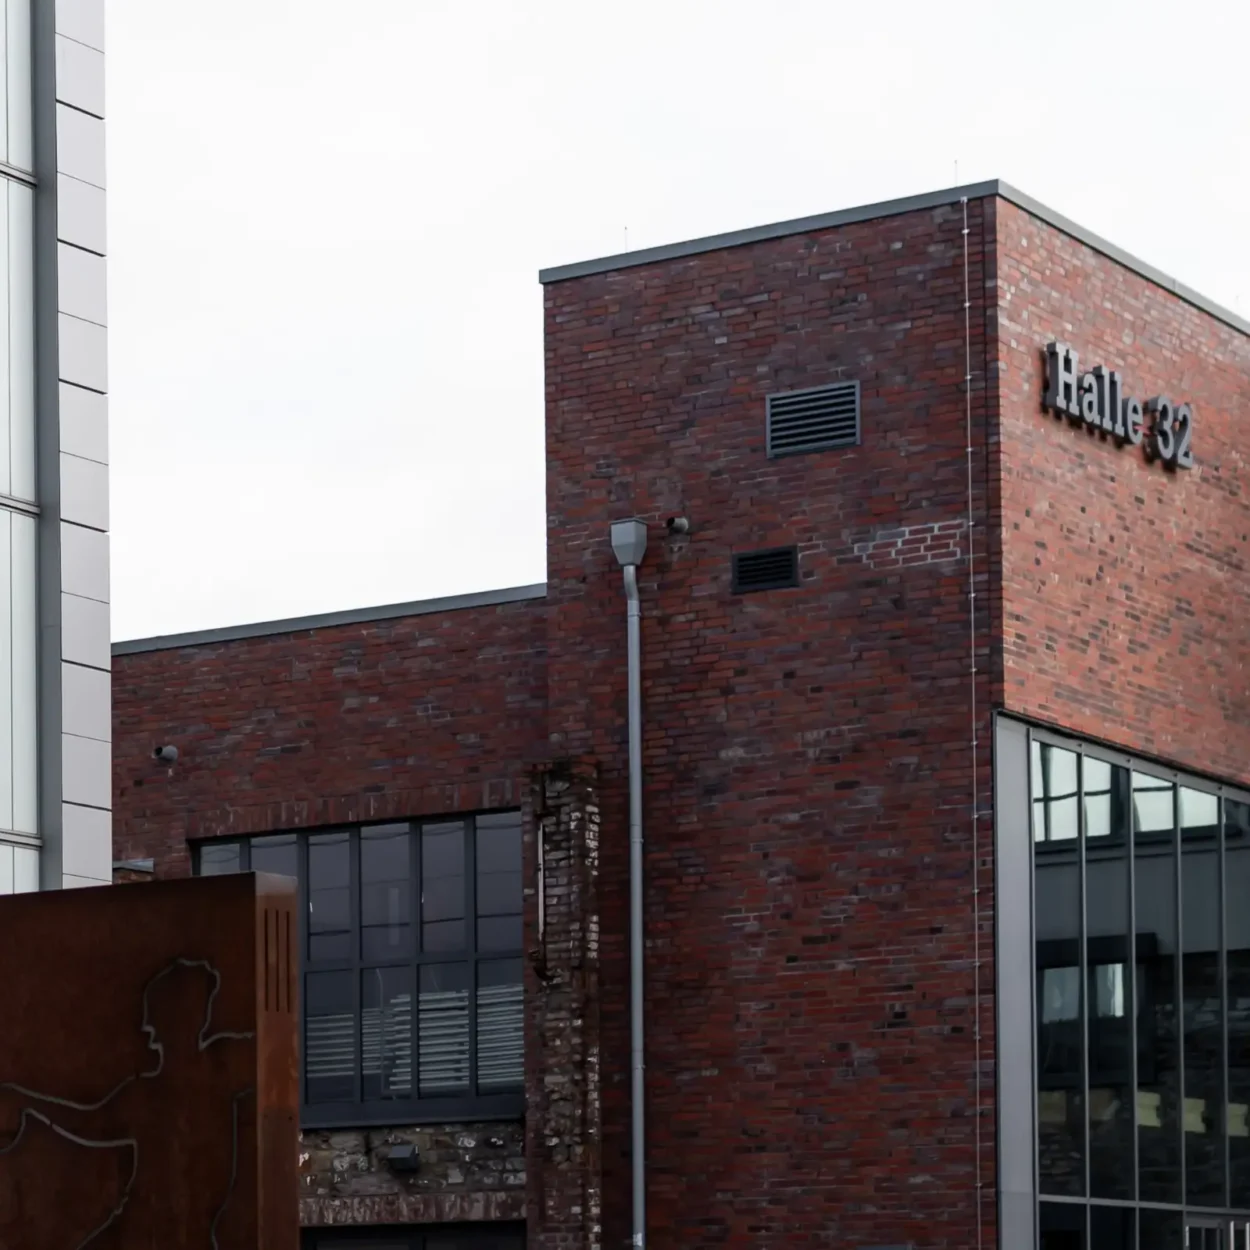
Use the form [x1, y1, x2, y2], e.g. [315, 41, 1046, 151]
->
[0, 872, 299, 1249]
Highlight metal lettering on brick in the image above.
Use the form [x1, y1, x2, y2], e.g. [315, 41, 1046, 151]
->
[1042, 342, 1194, 469]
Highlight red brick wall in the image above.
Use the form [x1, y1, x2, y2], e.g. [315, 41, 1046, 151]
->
[994, 199, 1250, 785]
[543, 199, 998, 1249]
[112, 598, 548, 870]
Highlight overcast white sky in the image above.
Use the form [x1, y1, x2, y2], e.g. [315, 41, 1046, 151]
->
[107, 0, 1250, 640]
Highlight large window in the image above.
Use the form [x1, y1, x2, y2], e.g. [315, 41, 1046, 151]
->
[197, 814, 524, 1126]
[1031, 731, 1250, 1247]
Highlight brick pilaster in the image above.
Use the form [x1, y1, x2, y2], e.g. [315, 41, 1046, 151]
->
[527, 761, 602, 1250]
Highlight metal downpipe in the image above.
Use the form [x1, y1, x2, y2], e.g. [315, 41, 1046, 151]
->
[625, 562, 645, 1250]
[610, 518, 648, 1250]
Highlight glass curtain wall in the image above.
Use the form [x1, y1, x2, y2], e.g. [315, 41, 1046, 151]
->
[1031, 730, 1250, 1248]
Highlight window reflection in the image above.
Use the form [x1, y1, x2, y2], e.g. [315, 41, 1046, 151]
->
[1182, 787, 1224, 1205]
[1133, 771, 1175, 836]
[1036, 744, 1084, 1195]
[361, 825, 411, 961]
[1034, 742, 1079, 842]
[1029, 736, 1245, 1229]
[309, 832, 352, 961]
[1134, 776, 1181, 1204]
[1087, 759, 1132, 1199]
[1042, 967, 1080, 1023]
[1092, 963, 1125, 1020]
[1084, 757, 1114, 839]
[1228, 799, 1250, 1208]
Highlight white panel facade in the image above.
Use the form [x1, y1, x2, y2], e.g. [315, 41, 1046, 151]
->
[53, 34, 103, 117]
[55, 0, 105, 53]
[61, 800, 110, 881]
[60, 591, 109, 670]
[53, 103, 103, 187]
[0, 0, 111, 895]
[55, 173, 104, 254]
[57, 381, 106, 462]
[59, 450, 108, 530]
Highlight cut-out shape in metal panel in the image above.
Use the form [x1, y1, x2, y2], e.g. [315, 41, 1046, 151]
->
[0, 872, 299, 1248]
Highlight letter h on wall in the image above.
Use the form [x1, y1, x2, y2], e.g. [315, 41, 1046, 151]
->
[1044, 342, 1080, 420]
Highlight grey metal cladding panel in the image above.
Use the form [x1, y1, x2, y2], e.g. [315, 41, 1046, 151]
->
[61, 592, 110, 670]
[55, 0, 105, 51]
[112, 582, 550, 654]
[55, 103, 104, 188]
[59, 452, 108, 531]
[993, 714, 1037, 1250]
[61, 660, 110, 742]
[54, 34, 104, 117]
[57, 242, 106, 325]
[58, 313, 107, 391]
[61, 801, 112, 880]
[57, 175, 106, 255]
[60, 520, 109, 602]
[59, 382, 107, 463]
[60, 732, 110, 808]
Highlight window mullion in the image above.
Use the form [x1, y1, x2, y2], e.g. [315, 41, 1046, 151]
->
[1220, 797, 1231, 1212]
[1175, 786, 1187, 1211]
[1127, 768, 1140, 1208]
[296, 834, 308, 1108]
[467, 816, 479, 1098]
[350, 828, 362, 1108]
[1079, 750, 1090, 1203]
[412, 821, 422, 1103]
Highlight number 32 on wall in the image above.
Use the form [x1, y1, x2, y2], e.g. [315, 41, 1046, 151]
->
[1146, 397, 1194, 469]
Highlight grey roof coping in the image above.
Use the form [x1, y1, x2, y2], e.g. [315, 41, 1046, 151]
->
[539, 178, 1250, 339]
[112, 583, 548, 656]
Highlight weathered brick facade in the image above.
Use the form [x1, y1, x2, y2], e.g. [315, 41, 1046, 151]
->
[298, 1122, 526, 1226]
[527, 762, 602, 1250]
[112, 183, 1249, 1249]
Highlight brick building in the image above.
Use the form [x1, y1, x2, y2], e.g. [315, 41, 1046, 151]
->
[112, 181, 1250, 1250]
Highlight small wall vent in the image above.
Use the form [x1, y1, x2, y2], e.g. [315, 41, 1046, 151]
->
[766, 380, 860, 457]
[732, 546, 799, 593]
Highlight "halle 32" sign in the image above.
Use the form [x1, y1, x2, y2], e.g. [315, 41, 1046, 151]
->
[1043, 341, 1194, 469]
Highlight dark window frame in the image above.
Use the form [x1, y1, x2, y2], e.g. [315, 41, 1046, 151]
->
[195, 812, 525, 1129]
[1028, 723, 1250, 1228]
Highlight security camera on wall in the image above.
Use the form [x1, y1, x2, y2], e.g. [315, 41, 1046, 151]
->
[153, 745, 178, 763]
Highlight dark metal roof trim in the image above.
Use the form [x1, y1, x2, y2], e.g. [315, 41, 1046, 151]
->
[113, 858, 155, 874]
[112, 583, 548, 656]
[539, 179, 1250, 339]
[540, 181, 999, 284]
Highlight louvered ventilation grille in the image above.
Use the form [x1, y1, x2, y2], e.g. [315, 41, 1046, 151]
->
[732, 546, 799, 593]
[766, 381, 860, 457]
